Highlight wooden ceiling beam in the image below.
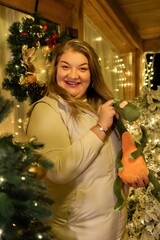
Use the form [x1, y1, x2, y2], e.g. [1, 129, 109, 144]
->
[84, 0, 143, 52]
[143, 38, 160, 53]
[84, 1, 131, 52]
[99, 0, 143, 50]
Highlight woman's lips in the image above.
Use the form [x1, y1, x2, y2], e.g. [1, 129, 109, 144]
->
[65, 81, 80, 85]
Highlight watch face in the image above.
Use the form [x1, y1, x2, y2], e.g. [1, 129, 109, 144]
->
[97, 123, 108, 133]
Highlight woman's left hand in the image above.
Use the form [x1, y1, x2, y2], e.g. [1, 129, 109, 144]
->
[126, 174, 149, 188]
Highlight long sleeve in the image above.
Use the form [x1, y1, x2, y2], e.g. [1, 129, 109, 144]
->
[26, 101, 104, 184]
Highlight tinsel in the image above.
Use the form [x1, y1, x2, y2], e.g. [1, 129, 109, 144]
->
[126, 86, 160, 240]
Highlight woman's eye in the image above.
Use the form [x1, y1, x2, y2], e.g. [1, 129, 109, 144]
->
[62, 65, 69, 70]
[79, 67, 87, 72]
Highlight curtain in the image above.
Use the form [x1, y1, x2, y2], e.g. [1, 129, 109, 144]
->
[0, 4, 30, 140]
[84, 14, 133, 100]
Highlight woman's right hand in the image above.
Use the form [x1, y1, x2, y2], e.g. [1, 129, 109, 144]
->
[91, 100, 119, 141]
[97, 99, 118, 132]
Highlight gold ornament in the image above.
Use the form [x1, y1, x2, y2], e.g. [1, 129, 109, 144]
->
[41, 45, 52, 56]
[20, 45, 50, 86]
[28, 164, 47, 179]
[25, 74, 37, 84]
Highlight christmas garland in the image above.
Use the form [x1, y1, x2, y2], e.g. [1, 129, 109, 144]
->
[126, 87, 160, 239]
[2, 13, 68, 104]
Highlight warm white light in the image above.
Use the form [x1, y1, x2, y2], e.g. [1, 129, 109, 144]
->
[0, 177, 5, 183]
[37, 234, 43, 239]
[126, 71, 131, 76]
[18, 118, 23, 123]
[154, 138, 159, 144]
[95, 37, 102, 41]
[112, 67, 117, 73]
[151, 118, 155, 124]
[114, 88, 119, 92]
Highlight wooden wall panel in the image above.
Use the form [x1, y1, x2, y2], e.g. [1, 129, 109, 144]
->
[71, 0, 83, 39]
[37, 0, 83, 38]
[0, 0, 83, 38]
[37, 0, 72, 30]
[0, 0, 36, 13]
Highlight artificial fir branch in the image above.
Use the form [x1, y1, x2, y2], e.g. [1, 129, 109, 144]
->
[126, 87, 160, 240]
[0, 96, 55, 239]
[0, 96, 13, 123]
[0, 134, 55, 240]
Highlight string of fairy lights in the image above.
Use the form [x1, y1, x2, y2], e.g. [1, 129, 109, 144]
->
[144, 54, 155, 88]
[95, 37, 132, 95]
[112, 54, 132, 91]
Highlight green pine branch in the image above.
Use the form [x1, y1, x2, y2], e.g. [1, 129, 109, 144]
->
[0, 134, 54, 239]
[0, 96, 13, 123]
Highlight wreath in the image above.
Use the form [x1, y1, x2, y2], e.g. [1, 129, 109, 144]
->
[2, 13, 68, 104]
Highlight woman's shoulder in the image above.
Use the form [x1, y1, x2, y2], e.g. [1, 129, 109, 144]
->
[25, 95, 58, 120]
[36, 95, 58, 108]
[23, 96, 59, 133]
[27, 95, 62, 114]
[27, 95, 70, 119]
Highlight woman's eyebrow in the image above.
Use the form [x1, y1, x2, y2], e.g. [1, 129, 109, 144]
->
[59, 61, 89, 66]
[79, 63, 89, 67]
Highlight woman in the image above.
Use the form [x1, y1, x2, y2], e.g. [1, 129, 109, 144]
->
[25, 39, 148, 240]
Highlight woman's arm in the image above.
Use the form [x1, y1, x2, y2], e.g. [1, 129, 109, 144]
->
[26, 102, 104, 184]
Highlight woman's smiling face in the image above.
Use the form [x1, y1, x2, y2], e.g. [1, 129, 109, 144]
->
[56, 50, 91, 99]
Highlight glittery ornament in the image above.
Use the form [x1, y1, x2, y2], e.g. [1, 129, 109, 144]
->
[28, 164, 47, 179]
[25, 74, 37, 84]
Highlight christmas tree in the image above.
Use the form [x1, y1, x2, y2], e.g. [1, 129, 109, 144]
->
[126, 86, 160, 240]
[0, 95, 55, 240]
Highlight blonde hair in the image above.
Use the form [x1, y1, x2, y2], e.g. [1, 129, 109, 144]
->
[48, 39, 114, 117]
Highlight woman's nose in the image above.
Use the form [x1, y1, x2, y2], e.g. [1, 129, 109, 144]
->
[68, 69, 79, 79]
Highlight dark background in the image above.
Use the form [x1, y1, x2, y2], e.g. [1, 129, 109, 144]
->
[147, 53, 160, 90]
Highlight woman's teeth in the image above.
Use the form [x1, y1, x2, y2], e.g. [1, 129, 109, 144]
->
[66, 81, 80, 85]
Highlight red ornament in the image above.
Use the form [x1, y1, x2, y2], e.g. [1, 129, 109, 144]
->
[47, 33, 58, 48]
[20, 32, 28, 37]
[42, 24, 48, 31]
